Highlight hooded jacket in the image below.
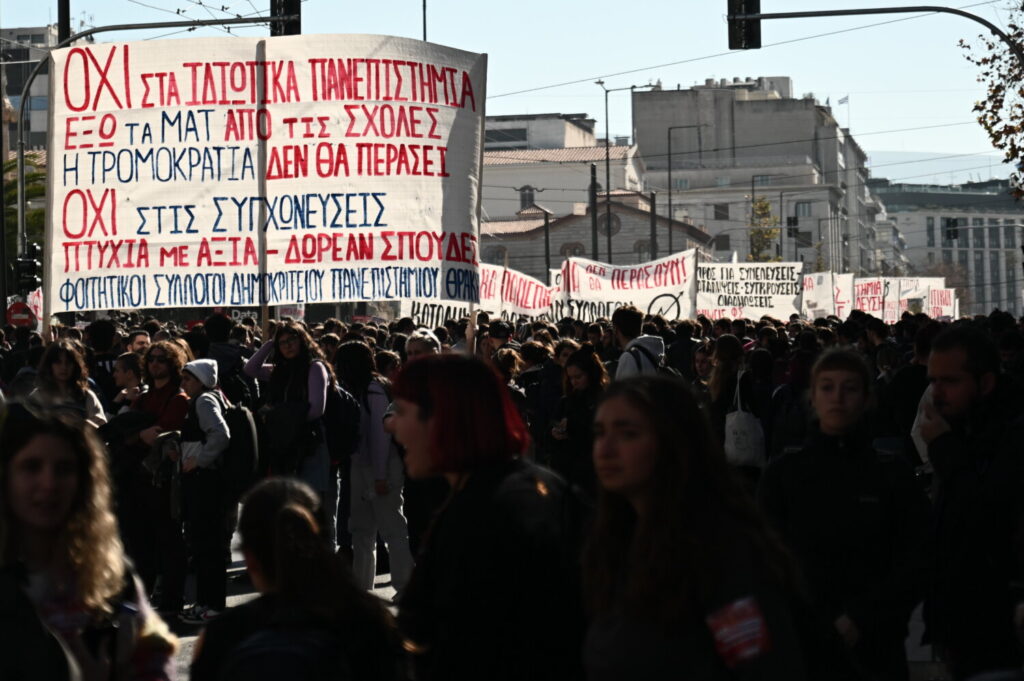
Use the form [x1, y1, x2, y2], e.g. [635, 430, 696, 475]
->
[614, 335, 666, 380]
[181, 360, 230, 469]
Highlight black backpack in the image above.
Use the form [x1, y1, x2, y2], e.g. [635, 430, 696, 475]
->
[627, 344, 683, 379]
[322, 381, 362, 466]
[220, 363, 255, 410]
[212, 391, 260, 500]
[220, 628, 351, 681]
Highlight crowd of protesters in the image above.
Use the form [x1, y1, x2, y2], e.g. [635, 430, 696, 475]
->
[1, 303, 1023, 680]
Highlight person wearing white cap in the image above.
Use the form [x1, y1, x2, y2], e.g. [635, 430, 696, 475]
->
[179, 358, 231, 624]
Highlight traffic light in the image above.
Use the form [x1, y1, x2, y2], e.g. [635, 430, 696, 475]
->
[728, 0, 762, 50]
[16, 242, 42, 294]
[270, 0, 301, 36]
[16, 257, 40, 294]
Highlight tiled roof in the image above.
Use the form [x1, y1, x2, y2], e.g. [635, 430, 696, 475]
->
[484, 145, 633, 166]
[482, 218, 547, 235]
[6, 150, 47, 167]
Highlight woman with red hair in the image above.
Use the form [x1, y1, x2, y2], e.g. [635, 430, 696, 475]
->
[388, 354, 586, 681]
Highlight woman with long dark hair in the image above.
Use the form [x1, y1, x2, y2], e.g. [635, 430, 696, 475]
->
[245, 322, 332, 502]
[334, 340, 414, 596]
[190, 477, 405, 681]
[388, 354, 586, 681]
[583, 376, 855, 680]
[32, 340, 107, 427]
[551, 343, 608, 496]
[0, 404, 177, 681]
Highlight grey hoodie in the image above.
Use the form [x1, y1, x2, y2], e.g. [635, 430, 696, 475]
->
[615, 334, 666, 380]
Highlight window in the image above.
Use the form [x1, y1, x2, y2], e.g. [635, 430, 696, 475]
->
[991, 252, 1001, 287]
[958, 249, 968, 271]
[795, 201, 812, 218]
[713, 204, 729, 221]
[928, 252, 935, 265]
[753, 175, 772, 186]
[1005, 224, 1017, 248]
[597, 213, 621, 236]
[30, 34, 45, 45]
[714, 234, 731, 251]
[796, 231, 813, 248]
[943, 250, 953, 265]
[975, 224, 986, 249]
[634, 240, 651, 262]
[941, 217, 954, 247]
[29, 96, 46, 111]
[482, 246, 507, 264]
[715, 177, 731, 187]
[927, 217, 935, 247]
[974, 251, 985, 297]
[560, 242, 586, 257]
[518, 186, 534, 210]
[485, 128, 527, 144]
[989, 225, 1001, 248]
[674, 178, 689, 190]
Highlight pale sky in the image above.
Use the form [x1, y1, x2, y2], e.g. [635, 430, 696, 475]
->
[2, 0, 1018, 183]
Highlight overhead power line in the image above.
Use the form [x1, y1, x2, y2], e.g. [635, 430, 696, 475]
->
[488, 0, 1000, 99]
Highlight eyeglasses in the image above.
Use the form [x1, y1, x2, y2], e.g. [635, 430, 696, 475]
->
[148, 355, 169, 364]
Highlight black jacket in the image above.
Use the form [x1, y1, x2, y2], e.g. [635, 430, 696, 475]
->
[398, 459, 586, 681]
[758, 427, 931, 644]
[925, 377, 1024, 656]
[0, 566, 73, 681]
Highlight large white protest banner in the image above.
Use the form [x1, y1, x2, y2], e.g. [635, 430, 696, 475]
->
[834, 273, 854, 319]
[927, 288, 957, 319]
[399, 262, 502, 327]
[557, 250, 697, 323]
[696, 262, 803, 320]
[801, 272, 835, 319]
[880, 277, 946, 322]
[500, 267, 559, 319]
[47, 35, 486, 314]
[853, 277, 886, 316]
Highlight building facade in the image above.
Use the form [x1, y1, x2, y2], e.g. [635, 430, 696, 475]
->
[870, 179, 1023, 317]
[481, 193, 712, 282]
[482, 145, 645, 221]
[485, 113, 597, 151]
[632, 76, 893, 273]
[2, 25, 58, 151]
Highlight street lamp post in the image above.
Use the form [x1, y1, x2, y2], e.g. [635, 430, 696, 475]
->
[667, 124, 705, 255]
[595, 80, 653, 263]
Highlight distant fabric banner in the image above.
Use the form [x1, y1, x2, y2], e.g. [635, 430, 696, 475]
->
[696, 262, 804, 320]
[557, 250, 697, 323]
[801, 272, 835, 319]
[47, 34, 487, 313]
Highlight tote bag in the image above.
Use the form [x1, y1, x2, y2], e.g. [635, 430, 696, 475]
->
[724, 371, 766, 468]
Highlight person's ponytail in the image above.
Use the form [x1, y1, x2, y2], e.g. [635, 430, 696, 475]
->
[274, 503, 335, 621]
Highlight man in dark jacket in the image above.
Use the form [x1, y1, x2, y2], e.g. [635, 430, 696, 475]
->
[920, 326, 1024, 680]
[759, 427, 931, 681]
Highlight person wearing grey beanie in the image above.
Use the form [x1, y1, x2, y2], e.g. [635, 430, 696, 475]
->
[179, 357, 231, 624]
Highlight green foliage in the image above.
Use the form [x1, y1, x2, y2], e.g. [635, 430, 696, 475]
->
[747, 196, 780, 262]
[3, 156, 47, 261]
[960, 8, 1024, 197]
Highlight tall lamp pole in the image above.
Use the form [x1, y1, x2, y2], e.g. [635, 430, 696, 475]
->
[595, 80, 653, 263]
[667, 124, 705, 255]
